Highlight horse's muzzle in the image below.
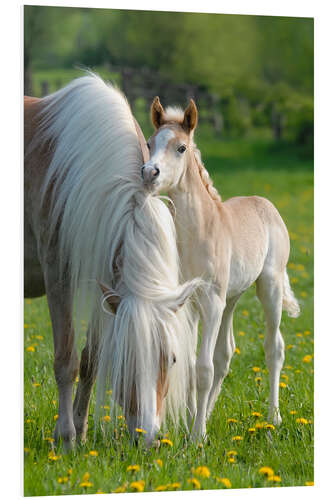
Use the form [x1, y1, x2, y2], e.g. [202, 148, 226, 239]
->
[141, 164, 160, 185]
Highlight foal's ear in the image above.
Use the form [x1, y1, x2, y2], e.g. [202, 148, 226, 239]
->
[151, 96, 165, 129]
[99, 283, 121, 314]
[182, 99, 198, 134]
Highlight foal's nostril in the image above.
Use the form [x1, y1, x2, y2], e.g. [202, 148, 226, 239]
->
[153, 167, 160, 177]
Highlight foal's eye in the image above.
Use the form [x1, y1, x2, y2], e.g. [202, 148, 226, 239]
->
[172, 354, 176, 364]
[177, 145, 186, 154]
[147, 143, 150, 150]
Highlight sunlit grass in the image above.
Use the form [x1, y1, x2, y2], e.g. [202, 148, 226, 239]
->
[24, 136, 313, 495]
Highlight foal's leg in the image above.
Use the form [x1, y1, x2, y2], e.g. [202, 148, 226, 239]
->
[206, 295, 240, 419]
[45, 274, 79, 451]
[187, 311, 200, 431]
[73, 330, 99, 443]
[192, 292, 225, 440]
[256, 271, 285, 425]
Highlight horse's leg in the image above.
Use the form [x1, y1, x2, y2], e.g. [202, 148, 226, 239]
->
[45, 271, 79, 451]
[187, 311, 200, 431]
[73, 329, 99, 443]
[206, 294, 240, 419]
[256, 270, 285, 425]
[192, 292, 225, 440]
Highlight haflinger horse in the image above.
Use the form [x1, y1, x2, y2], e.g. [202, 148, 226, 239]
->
[141, 96, 300, 440]
[24, 73, 202, 450]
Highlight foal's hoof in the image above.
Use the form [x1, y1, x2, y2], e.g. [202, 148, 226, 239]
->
[53, 422, 76, 452]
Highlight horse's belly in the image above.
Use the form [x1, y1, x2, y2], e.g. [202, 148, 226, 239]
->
[226, 253, 265, 298]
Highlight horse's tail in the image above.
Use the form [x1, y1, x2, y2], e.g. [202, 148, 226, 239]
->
[282, 269, 301, 318]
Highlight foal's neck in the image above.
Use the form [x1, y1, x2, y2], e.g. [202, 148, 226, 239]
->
[169, 150, 222, 236]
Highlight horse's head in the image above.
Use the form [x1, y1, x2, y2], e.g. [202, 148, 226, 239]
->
[100, 279, 199, 446]
[141, 97, 198, 193]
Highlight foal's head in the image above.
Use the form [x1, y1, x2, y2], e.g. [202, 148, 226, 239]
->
[100, 280, 197, 446]
[141, 97, 198, 193]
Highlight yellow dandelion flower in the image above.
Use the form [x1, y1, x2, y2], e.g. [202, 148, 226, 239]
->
[264, 424, 275, 431]
[242, 310, 249, 316]
[286, 345, 294, 350]
[80, 481, 93, 488]
[255, 376, 262, 384]
[194, 466, 210, 478]
[89, 450, 98, 457]
[296, 333, 303, 338]
[226, 450, 237, 457]
[135, 428, 147, 434]
[227, 418, 238, 424]
[228, 457, 236, 463]
[296, 418, 309, 425]
[295, 369, 302, 374]
[281, 374, 289, 381]
[156, 459, 163, 467]
[24, 447, 29, 453]
[103, 415, 111, 422]
[187, 477, 201, 489]
[268, 475, 281, 483]
[305, 481, 314, 486]
[232, 435, 243, 441]
[216, 477, 232, 488]
[26, 346, 35, 352]
[130, 480, 145, 492]
[290, 410, 297, 415]
[235, 347, 240, 354]
[117, 415, 124, 420]
[252, 411, 262, 417]
[57, 476, 68, 484]
[238, 330, 246, 336]
[296, 264, 305, 271]
[160, 438, 173, 446]
[102, 405, 110, 410]
[106, 389, 113, 395]
[32, 382, 41, 387]
[44, 437, 54, 443]
[304, 330, 311, 336]
[279, 382, 287, 388]
[300, 291, 307, 297]
[248, 427, 256, 434]
[291, 277, 298, 284]
[252, 366, 261, 373]
[169, 482, 181, 489]
[48, 451, 61, 461]
[259, 466, 274, 477]
[303, 355, 312, 363]
[96, 490, 105, 494]
[35, 335, 43, 340]
[127, 464, 140, 472]
[288, 262, 296, 269]
[68, 469, 72, 475]
[54, 414, 59, 421]
[259, 334, 264, 339]
[82, 472, 90, 482]
[255, 421, 267, 429]
[113, 485, 127, 493]
[155, 485, 167, 491]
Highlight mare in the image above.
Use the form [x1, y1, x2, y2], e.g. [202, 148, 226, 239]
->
[24, 74, 201, 449]
[141, 97, 300, 440]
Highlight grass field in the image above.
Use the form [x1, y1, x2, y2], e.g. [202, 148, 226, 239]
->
[24, 131, 313, 495]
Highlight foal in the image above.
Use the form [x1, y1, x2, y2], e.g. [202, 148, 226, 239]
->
[142, 97, 300, 440]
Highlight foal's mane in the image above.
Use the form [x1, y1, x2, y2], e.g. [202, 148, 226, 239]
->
[33, 74, 198, 428]
[164, 106, 222, 204]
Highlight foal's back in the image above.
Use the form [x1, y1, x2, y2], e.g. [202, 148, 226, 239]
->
[221, 195, 290, 298]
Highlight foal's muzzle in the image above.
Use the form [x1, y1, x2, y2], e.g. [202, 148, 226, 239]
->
[141, 164, 160, 185]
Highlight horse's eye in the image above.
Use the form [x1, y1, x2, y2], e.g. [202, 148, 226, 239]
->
[147, 143, 150, 150]
[172, 354, 176, 364]
[177, 145, 186, 154]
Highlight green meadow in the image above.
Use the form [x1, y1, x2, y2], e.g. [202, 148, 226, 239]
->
[24, 135, 313, 495]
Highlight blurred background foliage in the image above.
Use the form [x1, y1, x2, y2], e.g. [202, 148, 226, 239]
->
[24, 6, 313, 156]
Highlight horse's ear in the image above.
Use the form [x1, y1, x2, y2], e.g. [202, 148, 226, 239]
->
[182, 99, 198, 134]
[99, 283, 121, 314]
[151, 96, 165, 129]
[169, 278, 202, 313]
